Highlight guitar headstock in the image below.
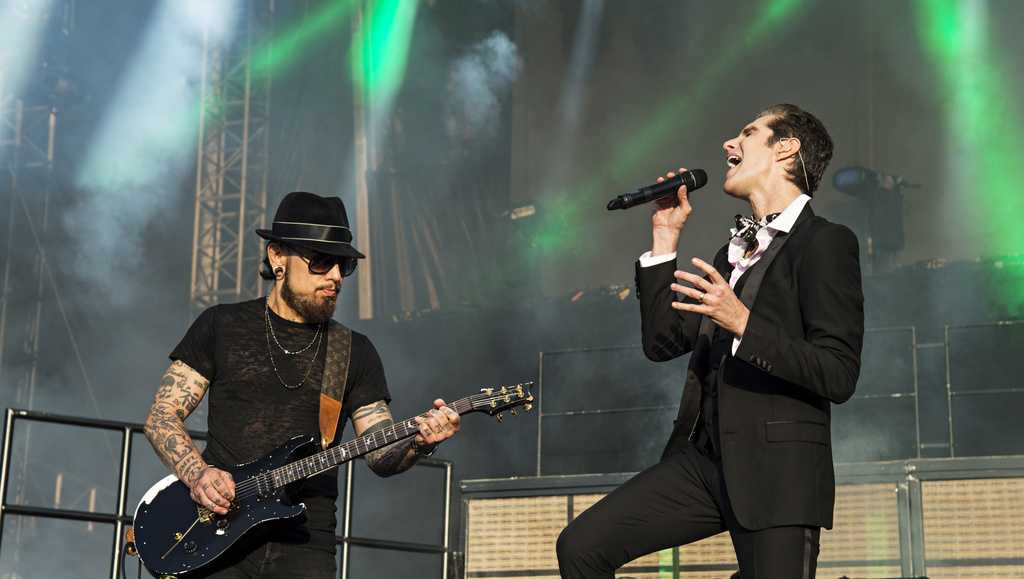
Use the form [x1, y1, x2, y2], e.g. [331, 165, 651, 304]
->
[471, 382, 534, 422]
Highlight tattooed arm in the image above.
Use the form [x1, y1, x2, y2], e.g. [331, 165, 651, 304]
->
[351, 399, 461, 478]
[144, 361, 234, 514]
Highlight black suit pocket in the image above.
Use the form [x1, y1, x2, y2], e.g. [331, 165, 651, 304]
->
[764, 420, 827, 444]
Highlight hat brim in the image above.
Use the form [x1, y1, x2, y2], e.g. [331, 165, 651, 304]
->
[256, 229, 366, 259]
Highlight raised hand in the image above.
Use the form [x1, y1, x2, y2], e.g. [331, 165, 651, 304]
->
[651, 167, 694, 255]
[671, 257, 750, 337]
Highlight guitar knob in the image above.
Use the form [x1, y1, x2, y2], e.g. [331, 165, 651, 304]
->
[183, 540, 197, 554]
[524, 404, 533, 412]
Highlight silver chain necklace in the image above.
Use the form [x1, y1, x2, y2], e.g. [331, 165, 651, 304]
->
[264, 299, 325, 390]
[265, 299, 322, 355]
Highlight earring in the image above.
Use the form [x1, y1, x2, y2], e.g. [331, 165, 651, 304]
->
[274, 266, 284, 278]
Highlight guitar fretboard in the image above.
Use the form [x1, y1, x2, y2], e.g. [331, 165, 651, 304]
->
[269, 396, 477, 488]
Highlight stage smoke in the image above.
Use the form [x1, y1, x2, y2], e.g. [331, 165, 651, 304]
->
[67, 0, 240, 304]
[447, 31, 521, 138]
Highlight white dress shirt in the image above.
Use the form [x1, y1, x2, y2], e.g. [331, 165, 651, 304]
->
[638, 194, 811, 354]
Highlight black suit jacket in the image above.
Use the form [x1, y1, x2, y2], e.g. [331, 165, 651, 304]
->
[636, 204, 864, 530]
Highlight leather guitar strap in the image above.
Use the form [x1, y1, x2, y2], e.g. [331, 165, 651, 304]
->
[319, 320, 353, 449]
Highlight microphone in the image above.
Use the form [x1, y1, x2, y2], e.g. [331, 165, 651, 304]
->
[606, 169, 708, 210]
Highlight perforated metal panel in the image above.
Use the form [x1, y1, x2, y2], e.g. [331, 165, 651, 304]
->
[820, 482, 902, 575]
[465, 496, 566, 575]
[922, 478, 1024, 577]
[465, 483, 904, 578]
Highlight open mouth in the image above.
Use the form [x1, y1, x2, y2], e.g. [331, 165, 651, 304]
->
[726, 155, 742, 169]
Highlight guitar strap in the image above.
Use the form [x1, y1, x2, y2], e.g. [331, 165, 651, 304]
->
[319, 320, 353, 449]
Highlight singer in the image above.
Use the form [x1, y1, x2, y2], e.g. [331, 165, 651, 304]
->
[557, 104, 864, 578]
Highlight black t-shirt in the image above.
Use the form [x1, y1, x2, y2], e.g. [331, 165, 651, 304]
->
[170, 298, 390, 550]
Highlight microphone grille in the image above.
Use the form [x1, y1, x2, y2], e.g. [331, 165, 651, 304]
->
[685, 169, 708, 190]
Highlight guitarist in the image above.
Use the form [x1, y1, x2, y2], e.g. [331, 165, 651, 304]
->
[143, 192, 460, 578]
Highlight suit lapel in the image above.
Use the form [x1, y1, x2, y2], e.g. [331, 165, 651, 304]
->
[735, 204, 815, 309]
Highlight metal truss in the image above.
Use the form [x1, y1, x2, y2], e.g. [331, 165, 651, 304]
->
[0, 7, 66, 576]
[190, 0, 274, 312]
[0, 96, 55, 420]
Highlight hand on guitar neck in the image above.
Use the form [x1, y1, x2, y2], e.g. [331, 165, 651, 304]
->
[413, 398, 461, 451]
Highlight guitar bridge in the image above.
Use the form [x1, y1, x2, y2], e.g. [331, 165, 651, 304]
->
[196, 506, 215, 524]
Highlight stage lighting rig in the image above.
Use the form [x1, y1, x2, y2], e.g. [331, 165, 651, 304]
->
[833, 165, 917, 274]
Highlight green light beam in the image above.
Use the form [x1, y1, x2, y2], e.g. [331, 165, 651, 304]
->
[350, 0, 419, 99]
[914, 0, 1024, 307]
[249, 0, 358, 79]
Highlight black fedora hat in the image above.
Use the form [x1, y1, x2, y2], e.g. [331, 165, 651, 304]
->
[256, 192, 365, 259]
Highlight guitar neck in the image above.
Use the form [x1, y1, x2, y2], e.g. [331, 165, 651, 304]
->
[270, 396, 475, 488]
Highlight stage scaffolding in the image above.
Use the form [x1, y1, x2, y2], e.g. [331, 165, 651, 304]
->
[190, 0, 274, 313]
[0, 4, 67, 576]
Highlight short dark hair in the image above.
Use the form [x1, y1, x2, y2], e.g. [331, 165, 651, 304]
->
[758, 104, 833, 195]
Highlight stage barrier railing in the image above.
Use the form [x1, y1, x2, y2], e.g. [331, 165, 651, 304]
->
[463, 456, 1024, 578]
[944, 319, 1024, 457]
[338, 457, 453, 579]
[0, 408, 207, 579]
[0, 408, 453, 579]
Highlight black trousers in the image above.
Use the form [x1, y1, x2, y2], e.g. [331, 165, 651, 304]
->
[556, 442, 820, 579]
[197, 522, 337, 579]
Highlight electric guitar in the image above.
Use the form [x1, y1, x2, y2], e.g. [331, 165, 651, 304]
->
[133, 383, 533, 578]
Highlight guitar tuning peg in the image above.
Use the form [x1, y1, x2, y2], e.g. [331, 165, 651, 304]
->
[524, 403, 533, 412]
[481, 387, 494, 395]
[495, 413, 503, 423]
[510, 408, 518, 416]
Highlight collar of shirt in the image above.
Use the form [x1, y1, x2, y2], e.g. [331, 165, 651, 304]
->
[728, 194, 811, 268]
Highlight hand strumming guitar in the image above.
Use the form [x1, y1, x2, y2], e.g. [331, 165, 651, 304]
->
[188, 466, 236, 516]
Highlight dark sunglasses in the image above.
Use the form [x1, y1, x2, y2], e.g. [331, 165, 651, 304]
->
[290, 246, 358, 277]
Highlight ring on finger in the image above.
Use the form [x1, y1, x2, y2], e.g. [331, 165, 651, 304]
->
[698, 292, 705, 303]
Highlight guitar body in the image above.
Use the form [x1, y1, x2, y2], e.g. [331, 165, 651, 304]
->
[132, 383, 534, 578]
[133, 435, 318, 578]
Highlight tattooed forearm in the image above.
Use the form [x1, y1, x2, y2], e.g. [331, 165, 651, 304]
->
[351, 401, 390, 425]
[144, 361, 210, 486]
[363, 420, 419, 478]
[176, 454, 207, 486]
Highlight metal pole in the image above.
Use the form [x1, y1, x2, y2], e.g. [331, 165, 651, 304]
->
[944, 325, 955, 457]
[442, 462, 452, 579]
[235, 0, 254, 297]
[911, 327, 921, 459]
[536, 351, 544, 476]
[352, 1, 373, 320]
[190, 22, 212, 309]
[109, 426, 133, 579]
[0, 409, 16, 557]
[340, 460, 355, 579]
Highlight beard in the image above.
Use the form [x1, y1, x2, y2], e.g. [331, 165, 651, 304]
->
[281, 272, 338, 323]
